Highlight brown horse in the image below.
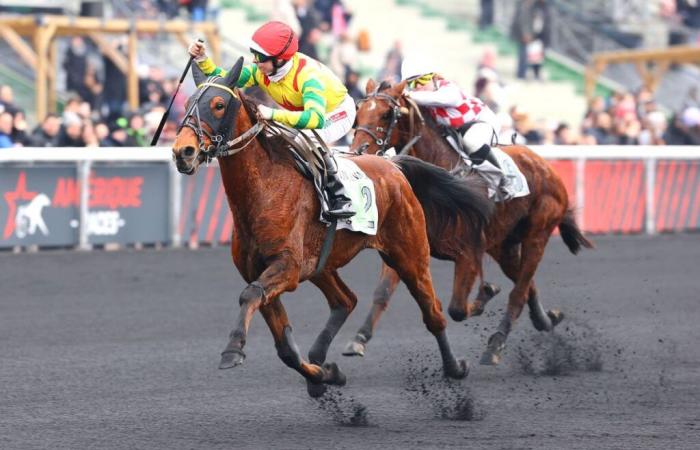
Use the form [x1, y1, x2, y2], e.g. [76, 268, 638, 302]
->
[171, 59, 494, 397]
[346, 79, 594, 365]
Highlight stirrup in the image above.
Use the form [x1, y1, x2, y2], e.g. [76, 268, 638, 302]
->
[325, 202, 355, 219]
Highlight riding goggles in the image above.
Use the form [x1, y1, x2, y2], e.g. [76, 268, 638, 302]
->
[250, 49, 273, 63]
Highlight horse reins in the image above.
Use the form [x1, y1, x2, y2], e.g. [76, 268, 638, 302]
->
[355, 91, 424, 156]
[179, 77, 265, 162]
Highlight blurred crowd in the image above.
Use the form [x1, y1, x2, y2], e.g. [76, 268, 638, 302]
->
[1, 0, 699, 149]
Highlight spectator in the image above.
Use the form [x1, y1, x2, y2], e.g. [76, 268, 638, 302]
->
[82, 120, 100, 147]
[377, 40, 403, 83]
[480, 0, 495, 29]
[294, 0, 323, 59]
[11, 110, 29, 146]
[57, 114, 86, 147]
[588, 112, 617, 145]
[101, 37, 128, 121]
[344, 70, 364, 104]
[0, 85, 17, 115]
[511, 0, 551, 80]
[29, 114, 61, 147]
[554, 122, 576, 145]
[94, 121, 111, 146]
[272, 0, 302, 35]
[474, 48, 506, 112]
[0, 111, 15, 148]
[328, 32, 358, 80]
[126, 113, 147, 147]
[63, 37, 91, 102]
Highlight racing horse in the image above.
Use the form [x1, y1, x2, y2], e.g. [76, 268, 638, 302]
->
[346, 79, 593, 365]
[171, 59, 493, 396]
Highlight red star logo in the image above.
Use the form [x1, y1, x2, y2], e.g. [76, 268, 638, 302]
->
[3, 171, 37, 239]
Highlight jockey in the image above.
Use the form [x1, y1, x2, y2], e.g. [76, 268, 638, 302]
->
[188, 21, 355, 219]
[400, 56, 502, 170]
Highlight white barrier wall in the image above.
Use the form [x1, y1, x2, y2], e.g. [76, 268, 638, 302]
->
[1, 146, 699, 248]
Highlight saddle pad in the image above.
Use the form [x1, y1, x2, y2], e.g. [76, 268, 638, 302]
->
[468, 147, 530, 201]
[334, 155, 379, 235]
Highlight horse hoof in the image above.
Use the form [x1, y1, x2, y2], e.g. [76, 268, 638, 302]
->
[342, 339, 366, 357]
[548, 309, 565, 327]
[482, 282, 501, 299]
[448, 305, 467, 322]
[219, 350, 245, 369]
[323, 362, 347, 386]
[480, 333, 505, 366]
[307, 381, 327, 398]
[445, 358, 469, 379]
[480, 351, 501, 366]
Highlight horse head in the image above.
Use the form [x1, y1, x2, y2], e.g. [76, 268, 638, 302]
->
[352, 79, 418, 156]
[172, 57, 245, 175]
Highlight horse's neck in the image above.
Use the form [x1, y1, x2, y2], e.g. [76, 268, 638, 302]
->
[405, 119, 461, 169]
[217, 115, 298, 229]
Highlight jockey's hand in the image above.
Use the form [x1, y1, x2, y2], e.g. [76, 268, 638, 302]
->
[188, 41, 207, 62]
[257, 104, 275, 121]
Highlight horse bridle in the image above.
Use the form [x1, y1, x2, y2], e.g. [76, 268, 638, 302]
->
[179, 76, 264, 162]
[355, 91, 424, 156]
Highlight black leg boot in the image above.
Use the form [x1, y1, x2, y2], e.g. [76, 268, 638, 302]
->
[321, 151, 355, 220]
[470, 144, 501, 169]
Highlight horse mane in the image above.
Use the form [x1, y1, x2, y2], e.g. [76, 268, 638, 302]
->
[238, 92, 298, 167]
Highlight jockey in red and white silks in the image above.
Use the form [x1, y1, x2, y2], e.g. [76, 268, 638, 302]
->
[401, 56, 502, 169]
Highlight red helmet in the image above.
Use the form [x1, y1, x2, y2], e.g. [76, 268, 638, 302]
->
[250, 21, 298, 61]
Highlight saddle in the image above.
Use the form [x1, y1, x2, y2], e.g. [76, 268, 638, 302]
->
[261, 121, 337, 220]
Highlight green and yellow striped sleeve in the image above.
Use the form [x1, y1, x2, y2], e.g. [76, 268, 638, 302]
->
[272, 79, 326, 129]
[196, 58, 258, 88]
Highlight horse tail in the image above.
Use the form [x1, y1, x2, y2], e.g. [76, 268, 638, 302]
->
[393, 155, 494, 250]
[558, 209, 594, 254]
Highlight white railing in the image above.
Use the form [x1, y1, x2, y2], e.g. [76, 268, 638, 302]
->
[2, 145, 700, 241]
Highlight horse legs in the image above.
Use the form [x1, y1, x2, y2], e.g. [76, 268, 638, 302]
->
[447, 254, 499, 322]
[343, 263, 400, 357]
[481, 232, 556, 366]
[492, 242, 565, 333]
[306, 271, 358, 397]
[219, 255, 301, 369]
[381, 247, 468, 380]
[258, 297, 347, 397]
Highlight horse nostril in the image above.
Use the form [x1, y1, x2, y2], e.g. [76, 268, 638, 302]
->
[182, 146, 196, 158]
[359, 143, 369, 154]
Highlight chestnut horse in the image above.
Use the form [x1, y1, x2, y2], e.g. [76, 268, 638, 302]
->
[346, 79, 593, 365]
[171, 59, 493, 397]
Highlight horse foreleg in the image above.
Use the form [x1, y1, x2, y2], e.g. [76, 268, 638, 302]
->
[481, 233, 551, 366]
[343, 263, 400, 357]
[219, 256, 300, 369]
[260, 297, 347, 398]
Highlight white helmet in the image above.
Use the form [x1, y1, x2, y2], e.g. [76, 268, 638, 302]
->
[401, 55, 434, 81]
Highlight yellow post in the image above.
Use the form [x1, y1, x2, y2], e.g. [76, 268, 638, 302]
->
[48, 37, 57, 113]
[127, 28, 139, 111]
[34, 26, 48, 122]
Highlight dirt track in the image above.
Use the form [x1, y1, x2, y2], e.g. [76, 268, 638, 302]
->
[1, 234, 699, 449]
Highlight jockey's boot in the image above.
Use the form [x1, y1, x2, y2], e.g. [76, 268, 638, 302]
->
[321, 151, 355, 220]
[471, 144, 501, 169]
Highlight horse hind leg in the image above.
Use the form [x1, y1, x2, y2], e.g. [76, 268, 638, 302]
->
[343, 263, 400, 357]
[481, 230, 557, 366]
[447, 255, 499, 322]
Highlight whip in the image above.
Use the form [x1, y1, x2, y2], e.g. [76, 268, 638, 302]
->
[150, 38, 204, 146]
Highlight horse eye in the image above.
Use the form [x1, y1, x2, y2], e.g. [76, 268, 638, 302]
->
[381, 111, 392, 120]
[215, 103, 225, 111]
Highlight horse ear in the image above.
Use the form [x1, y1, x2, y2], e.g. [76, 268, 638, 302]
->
[191, 62, 208, 87]
[224, 57, 244, 89]
[395, 80, 408, 94]
[365, 78, 376, 93]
